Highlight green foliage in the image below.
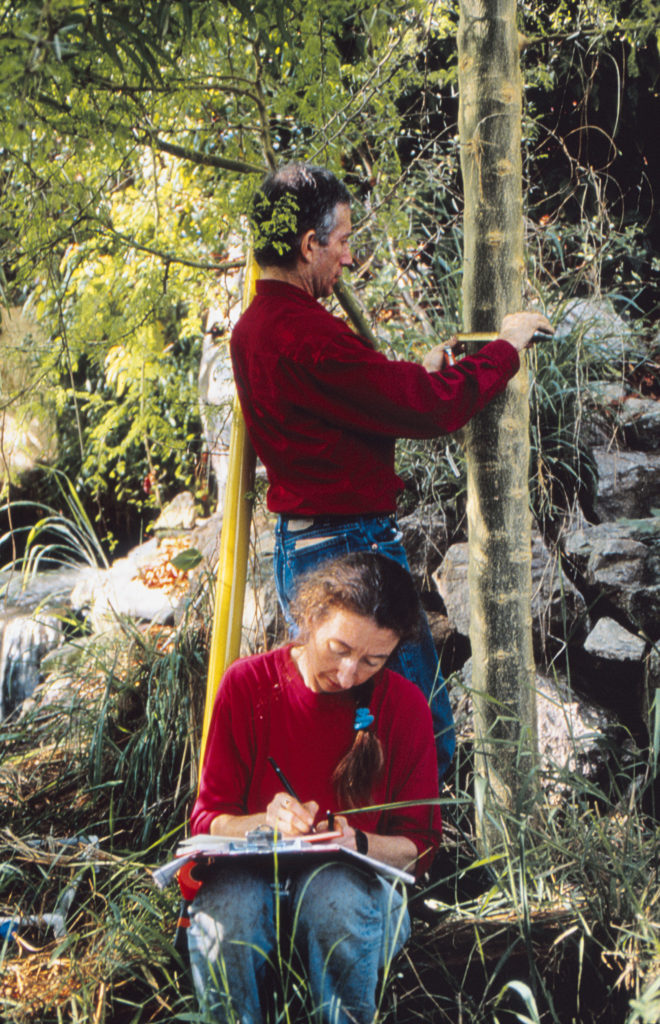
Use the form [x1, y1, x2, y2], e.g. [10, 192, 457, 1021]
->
[1, 0, 461, 544]
[250, 190, 300, 257]
[0, 469, 109, 577]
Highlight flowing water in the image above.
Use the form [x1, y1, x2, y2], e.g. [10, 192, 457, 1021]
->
[0, 567, 87, 718]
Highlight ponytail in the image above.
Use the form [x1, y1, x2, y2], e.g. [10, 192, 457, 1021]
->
[331, 682, 384, 807]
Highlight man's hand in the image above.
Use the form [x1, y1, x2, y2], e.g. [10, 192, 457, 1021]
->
[498, 311, 553, 352]
[423, 340, 457, 373]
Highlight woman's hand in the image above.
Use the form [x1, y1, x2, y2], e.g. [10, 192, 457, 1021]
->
[331, 815, 360, 851]
[329, 815, 419, 872]
[265, 792, 319, 837]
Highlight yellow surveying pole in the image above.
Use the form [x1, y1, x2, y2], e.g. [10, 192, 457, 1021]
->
[199, 256, 259, 775]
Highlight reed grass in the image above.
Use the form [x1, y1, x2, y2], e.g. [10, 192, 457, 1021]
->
[1, 607, 658, 1023]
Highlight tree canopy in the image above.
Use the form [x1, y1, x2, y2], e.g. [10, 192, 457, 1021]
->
[1, 0, 658, 544]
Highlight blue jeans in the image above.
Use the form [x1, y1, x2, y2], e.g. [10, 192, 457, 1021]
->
[187, 860, 410, 1024]
[274, 513, 455, 779]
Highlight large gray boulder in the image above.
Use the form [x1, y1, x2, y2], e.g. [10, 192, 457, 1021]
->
[591, 447, 660, 521]
[553, 297, 633, 363]
[615, 397, 660, 451]
[564, 518, 660, 640]
[580, 617, 649, 725]
[451, 660, 621, 802]
[582, 383, 660, 453]
[434, 532, 587, 659]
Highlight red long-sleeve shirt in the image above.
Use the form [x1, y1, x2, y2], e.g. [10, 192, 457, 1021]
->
[191, 645, 441, 875]
[230, 279, 520, 515]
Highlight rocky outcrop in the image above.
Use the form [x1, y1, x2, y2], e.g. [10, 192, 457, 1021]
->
[70, 497, 224, 632]
[428, 297, 660, 742]
[591, 448, 660, 521]
[433, 532, 588, 659]
[553, 297, 633, 363]
[451, 659, 624, 802]
[564, 518, 660, 641]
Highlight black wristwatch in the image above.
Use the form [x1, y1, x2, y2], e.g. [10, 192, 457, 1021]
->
[354, 829, 368, 855]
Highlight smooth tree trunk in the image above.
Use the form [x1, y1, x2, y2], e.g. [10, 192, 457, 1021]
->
[457, 0, 538, 850]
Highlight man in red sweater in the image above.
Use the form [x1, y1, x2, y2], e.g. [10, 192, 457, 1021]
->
[230, 163, 552, 778]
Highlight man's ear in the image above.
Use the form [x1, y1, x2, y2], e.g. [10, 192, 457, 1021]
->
[298, 229, 317, 264]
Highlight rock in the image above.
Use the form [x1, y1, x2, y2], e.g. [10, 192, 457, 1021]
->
[434, 544, 470, 636]
[584, 617, 646, 662]
[433, 532, 587, 659]
[71, 539, 186, 631]
[591, 446, 660, 520]
[581, 386, 660, 453]
[581, 381, 628, 448]
[586, 381, 629, 406]
[152, 491, 197, 533]
[535, 675, 621, 798]
[183, 511, 223, 571]
[616, 397, 660, 451]
[399, 506, 452, 592]
[451, 661, 621, 801]
[553, 297, 633, 363]
[578, 617, 648, 727]
[564, 518, 660, 640]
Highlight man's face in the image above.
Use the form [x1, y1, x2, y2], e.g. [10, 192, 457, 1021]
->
[309, 203, 353, 298]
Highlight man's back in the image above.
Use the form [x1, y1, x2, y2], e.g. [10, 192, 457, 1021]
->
[230, 278, 401, 516]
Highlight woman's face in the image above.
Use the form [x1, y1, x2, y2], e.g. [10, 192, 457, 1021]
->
[298, 609, 400, 694]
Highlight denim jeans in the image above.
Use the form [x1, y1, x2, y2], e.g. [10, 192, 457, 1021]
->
[187, 860, 410, 1024]
[274, 513, 456, 778]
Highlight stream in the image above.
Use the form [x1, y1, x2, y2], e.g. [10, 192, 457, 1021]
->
[0, 566, 90, 719]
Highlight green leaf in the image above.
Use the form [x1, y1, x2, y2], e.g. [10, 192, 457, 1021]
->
[169, 548, 204, 571]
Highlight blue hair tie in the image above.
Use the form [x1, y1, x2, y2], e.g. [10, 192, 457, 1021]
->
[354, 707, 374, 732]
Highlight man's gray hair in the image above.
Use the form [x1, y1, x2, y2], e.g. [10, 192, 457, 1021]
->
[250, 163, 351, 268]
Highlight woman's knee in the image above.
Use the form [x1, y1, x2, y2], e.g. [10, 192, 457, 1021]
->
[293, 862, 386, 938]
[189, 867, 275, 945]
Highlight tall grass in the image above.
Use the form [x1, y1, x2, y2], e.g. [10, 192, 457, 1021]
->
[0, 469, 110, 583]
[2, 622, 659, 1024]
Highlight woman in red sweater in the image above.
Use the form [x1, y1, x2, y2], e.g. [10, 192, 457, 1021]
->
[188, 552, 441, 1024]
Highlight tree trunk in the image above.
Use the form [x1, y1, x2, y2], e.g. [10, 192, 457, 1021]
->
[457, 0, 538, 851]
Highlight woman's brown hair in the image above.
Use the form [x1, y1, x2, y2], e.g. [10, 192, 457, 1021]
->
[291, 552, 422, 807]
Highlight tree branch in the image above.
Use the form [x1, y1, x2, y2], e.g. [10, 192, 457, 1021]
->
[142, 133, 265, 174]
[98, 225, 246, 272]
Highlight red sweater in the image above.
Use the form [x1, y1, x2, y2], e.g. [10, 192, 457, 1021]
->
[192, 645, 442, 874]
[230, 279, 520, 515]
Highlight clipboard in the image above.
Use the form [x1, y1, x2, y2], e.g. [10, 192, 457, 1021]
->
[152, 828, 415, 890]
